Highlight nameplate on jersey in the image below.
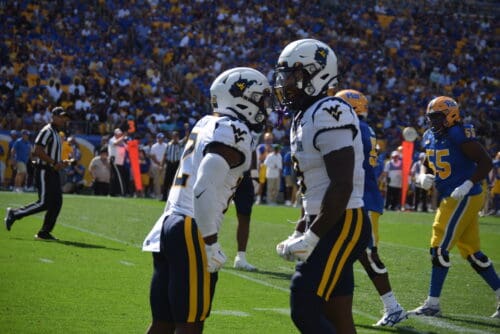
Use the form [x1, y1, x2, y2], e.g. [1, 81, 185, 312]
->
[231, 124, 247, 143]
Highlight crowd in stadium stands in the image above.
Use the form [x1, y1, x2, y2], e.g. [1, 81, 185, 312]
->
[0, 1, 498, 207]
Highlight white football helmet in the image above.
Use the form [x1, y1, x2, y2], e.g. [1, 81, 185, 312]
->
[274, 39, 338, 110]
[210, 67, 272, 133]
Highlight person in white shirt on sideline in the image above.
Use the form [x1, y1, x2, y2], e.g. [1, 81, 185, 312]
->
[380, 151, 403, 210]
[149, 132, 167, 199]
[263, 144, 283, 205]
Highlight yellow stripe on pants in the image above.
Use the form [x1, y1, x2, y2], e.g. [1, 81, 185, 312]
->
[184, 217, 198, 322]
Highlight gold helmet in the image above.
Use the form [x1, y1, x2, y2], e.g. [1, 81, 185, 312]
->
[335, 89, 368, 117]
[426, 96, 461, 134]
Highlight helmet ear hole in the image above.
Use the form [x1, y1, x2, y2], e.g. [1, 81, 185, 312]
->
[236, 104, 248, 110]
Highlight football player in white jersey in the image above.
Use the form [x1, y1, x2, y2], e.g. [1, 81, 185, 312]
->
[142, 67, 271, 334]
[274, 39, 371, 333]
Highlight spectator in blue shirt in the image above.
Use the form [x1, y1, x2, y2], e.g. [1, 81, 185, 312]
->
[11, 130, 32, 192]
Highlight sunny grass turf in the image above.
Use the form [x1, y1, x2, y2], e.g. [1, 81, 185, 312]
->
[0, 191, 499, 333]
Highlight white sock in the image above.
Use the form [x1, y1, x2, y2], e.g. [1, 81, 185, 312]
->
[237, 251, 246, 260]
[427, 296, 440, 306]
[380, 291, 398, 310]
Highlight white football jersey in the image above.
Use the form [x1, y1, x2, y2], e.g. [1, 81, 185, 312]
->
[290, 96, 365, 216]
[143, 115, 253, 252]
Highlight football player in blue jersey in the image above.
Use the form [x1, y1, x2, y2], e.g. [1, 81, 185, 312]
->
[335, 90, 407, 327]
[409, 96, 500, 318]
[274, 39, 371, 333]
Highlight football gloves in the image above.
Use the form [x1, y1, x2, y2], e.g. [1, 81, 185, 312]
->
[418, 173, 435, 190]
[450, 180, 473, 201]
[278, 230, 320, 262]
[205, 242, 227, 273]
[276, 230, 303, 261]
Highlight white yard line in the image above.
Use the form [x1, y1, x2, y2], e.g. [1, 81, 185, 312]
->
[222, 269, 289, 293]
[413, 316, 495, 334]
[39, 258, 54, 263]
[59, 223, 141, 248]
[211, 310, 250, 317]
[119, 260, 135, 266]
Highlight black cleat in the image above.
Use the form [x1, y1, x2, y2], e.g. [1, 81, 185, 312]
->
[34, 231, 59, 241]
[5, 207, 15, 231]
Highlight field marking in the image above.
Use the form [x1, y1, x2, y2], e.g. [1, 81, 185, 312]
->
[211, 310, 250, 317]
[39, 258, 54, 263]
[277, 266, 294, 272]
[448, 313, 500, 322]
[57, 221, 498, 334]
[59, 223, 141, 248]
[119, 260, 135, 266]
[222, 269, 289, 293]
[254, 308, 289, 315]
[412, 315, 495, 334]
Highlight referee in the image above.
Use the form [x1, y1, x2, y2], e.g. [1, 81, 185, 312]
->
[4, 106, 71, 240]
[161, 130, 186, 201]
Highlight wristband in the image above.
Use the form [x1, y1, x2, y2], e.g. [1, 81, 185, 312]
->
[303, 229, 320, 247]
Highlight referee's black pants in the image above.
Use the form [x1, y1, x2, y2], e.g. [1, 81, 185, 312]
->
[12, 166, 62, 233]
[162, 160, 179, 201]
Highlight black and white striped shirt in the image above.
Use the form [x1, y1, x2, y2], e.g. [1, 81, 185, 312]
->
[35, 123, 62, 166]
[164, 141, 183, 162]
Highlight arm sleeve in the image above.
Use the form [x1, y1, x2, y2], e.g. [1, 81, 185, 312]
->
[193, 152, 231, 237]
[315, 128, 354, 156]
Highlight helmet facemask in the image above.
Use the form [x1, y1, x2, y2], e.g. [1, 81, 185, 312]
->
[426, 96, 461, 136]
[243, 88, 272, 133]
[273, 65, 318, 111]
[274, 39, 339, 112]
[426, 112, 447, 135]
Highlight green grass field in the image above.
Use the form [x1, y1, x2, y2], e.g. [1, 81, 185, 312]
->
[0, 191, 499, 333]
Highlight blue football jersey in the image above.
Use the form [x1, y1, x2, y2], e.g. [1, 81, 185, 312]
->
[422, 124, 482, 200]
[360, 119, 384, 214]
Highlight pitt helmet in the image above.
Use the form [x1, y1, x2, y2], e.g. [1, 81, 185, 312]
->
[426, 96, 461, 135]
[335, 89, 368, 117]
[274, 39, 338, 111]
[210, 67, 272, 133]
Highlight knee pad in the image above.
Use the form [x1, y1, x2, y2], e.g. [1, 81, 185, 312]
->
[467, 251, 492, 272]
[431, 247, 451, 268]
[364, 247, 387, 277]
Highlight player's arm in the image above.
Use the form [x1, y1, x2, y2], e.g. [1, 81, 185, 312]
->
[310, 145, 354, 237]
[278, 127, 356, 261]
[460, 141, 493, 184]
[448, 127, 493, 201]
[193, 142, 244, 245]
[194, 142, 244, 272]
